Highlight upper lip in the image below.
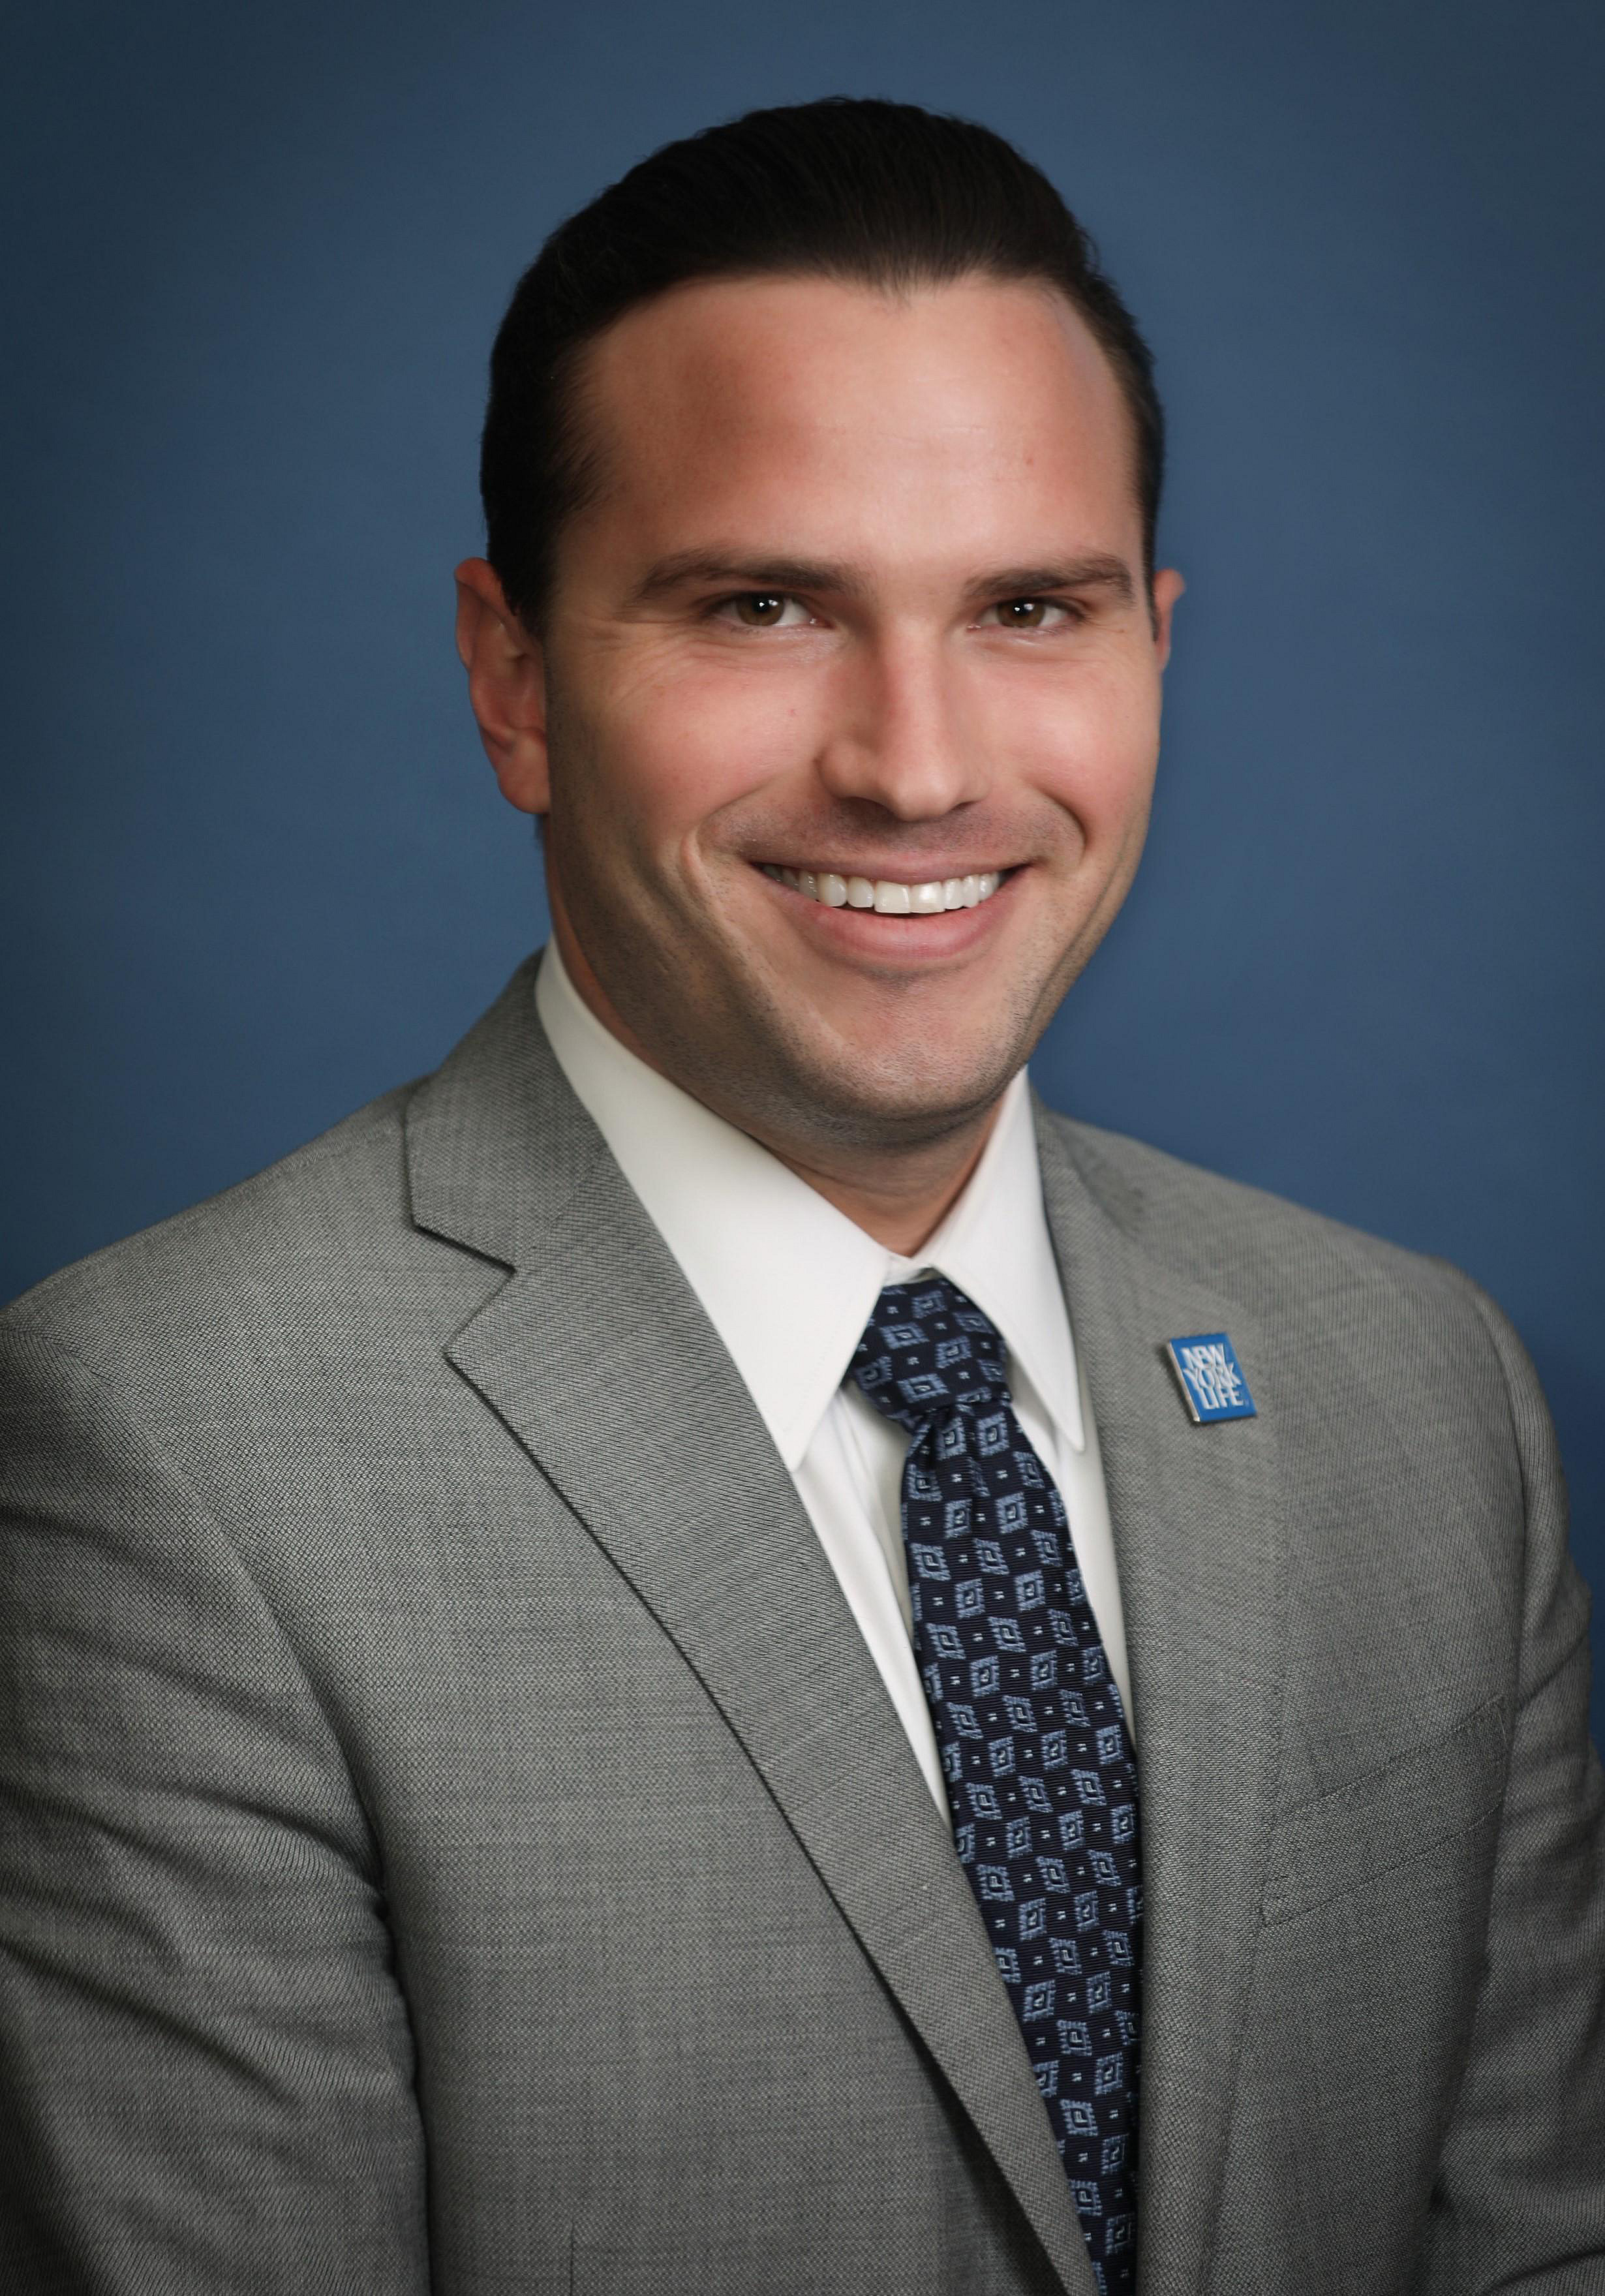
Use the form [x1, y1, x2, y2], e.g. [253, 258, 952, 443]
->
[756, 860, 1018, 880]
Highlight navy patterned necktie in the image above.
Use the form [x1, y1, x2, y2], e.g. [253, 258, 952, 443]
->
[849, 1275, 1142, 2295]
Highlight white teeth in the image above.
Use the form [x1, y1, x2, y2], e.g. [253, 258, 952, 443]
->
[765, 864, 1007, 913]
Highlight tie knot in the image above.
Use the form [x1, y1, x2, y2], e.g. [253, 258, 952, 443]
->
[848, 1274, 1009, 1435]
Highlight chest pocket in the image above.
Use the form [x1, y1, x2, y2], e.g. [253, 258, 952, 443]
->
[1262, 1696, 1510, 1925]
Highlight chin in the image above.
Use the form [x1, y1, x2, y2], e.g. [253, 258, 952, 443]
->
[775, 1026, 1029, 1145]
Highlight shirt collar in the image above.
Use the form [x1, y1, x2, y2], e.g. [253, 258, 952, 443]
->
[534, 941, 1084, 1471]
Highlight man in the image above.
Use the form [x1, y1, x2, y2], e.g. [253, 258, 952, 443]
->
[2, 97, 1601, 2296]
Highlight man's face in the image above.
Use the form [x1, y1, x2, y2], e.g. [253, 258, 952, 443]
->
[483, 272, 1180, 1161]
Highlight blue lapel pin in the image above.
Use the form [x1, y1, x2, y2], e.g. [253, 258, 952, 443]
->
[1165, 1332, 1257, 1424]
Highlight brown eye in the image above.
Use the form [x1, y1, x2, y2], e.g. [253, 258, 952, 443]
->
[733, 593, 789, 626]
[1001, 598, 1048, 628]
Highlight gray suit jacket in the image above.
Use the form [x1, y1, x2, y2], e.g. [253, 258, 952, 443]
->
[3, 955, 1602, 2295]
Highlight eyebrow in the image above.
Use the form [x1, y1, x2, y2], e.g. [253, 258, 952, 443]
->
[973, 557, 1136, 607]
[624, 549, 1137, 609]
[626, 552, 866, 605]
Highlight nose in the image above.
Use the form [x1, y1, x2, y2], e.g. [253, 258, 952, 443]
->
[814, 629, 989, 821]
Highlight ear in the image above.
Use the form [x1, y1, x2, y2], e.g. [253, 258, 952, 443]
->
[1150, 566, 1185, 671]
[453, 557, 549, 814]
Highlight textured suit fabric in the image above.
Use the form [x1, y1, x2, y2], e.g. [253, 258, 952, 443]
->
[2, 951, 1602, 2295]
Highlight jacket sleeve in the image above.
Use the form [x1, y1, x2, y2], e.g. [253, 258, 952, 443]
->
[1417, 1279, 1605, 2291]
[0, 1323, 431, 2294]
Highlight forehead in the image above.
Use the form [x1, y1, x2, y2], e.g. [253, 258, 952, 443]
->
[568, 272, 1141, 569]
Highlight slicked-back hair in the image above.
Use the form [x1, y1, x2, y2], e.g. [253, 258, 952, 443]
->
[480, 98, 1164, 628]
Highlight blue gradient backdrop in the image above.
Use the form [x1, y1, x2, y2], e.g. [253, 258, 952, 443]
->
[5, 2, 1602, 1730]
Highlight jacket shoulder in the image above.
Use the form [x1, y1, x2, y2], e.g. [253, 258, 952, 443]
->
[1040, 1107, 1558, 1552]
[1041, 1105, 1494, 1331]
[1, 1081, 427, 1391]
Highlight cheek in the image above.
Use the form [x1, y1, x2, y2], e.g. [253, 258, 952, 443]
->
[973, 663, 1160, 841]
[573, 656, 820, 848]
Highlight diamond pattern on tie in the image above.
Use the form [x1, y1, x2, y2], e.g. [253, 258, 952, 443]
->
[851, 1276, 1141, 2296]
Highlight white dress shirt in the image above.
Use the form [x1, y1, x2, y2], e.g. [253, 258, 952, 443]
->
[534, 942, 1131, 1813]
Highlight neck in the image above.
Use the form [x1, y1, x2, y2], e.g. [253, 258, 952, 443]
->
[552, 913, 1006, 1258]
[762, 1120, 1001, 1257]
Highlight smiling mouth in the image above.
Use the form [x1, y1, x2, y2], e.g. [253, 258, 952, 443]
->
[759, 865, 1007, 913]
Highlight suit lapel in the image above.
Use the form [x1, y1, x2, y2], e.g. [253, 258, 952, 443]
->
[408, 964, 1096, 2296]
[1035, 1110, 1291, 2296]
